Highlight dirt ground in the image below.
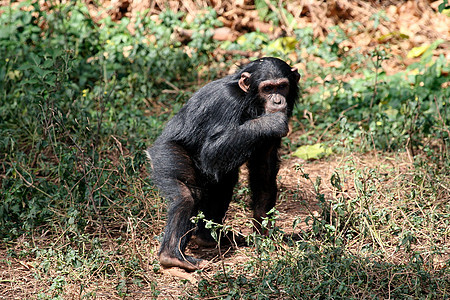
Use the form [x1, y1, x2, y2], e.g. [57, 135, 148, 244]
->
[145, 150, 417, 298]
[0, 151, 418, 298]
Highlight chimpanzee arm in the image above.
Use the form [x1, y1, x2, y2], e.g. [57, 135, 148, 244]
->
[199, 111, 288, 178]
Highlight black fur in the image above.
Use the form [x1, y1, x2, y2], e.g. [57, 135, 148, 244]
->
[147, 57, 299, 268]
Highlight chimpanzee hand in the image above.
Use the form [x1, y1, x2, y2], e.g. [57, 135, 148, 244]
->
[247, 111, 289, 138]
[264, 111, 289, 137]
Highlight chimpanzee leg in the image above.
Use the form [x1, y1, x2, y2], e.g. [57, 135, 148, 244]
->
[194, 170, 239, 246]
[148, 142, 206, 271]
[248, 142, 281, 234]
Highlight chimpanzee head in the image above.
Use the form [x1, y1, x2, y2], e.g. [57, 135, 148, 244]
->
[236, 57, 301, 117]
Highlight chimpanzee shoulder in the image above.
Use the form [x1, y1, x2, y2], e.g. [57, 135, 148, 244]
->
[153, 75, 244, 149]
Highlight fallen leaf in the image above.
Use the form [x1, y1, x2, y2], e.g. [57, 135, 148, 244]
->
[163, 268, 198, 284]
[292, 143, 332, 160]
[407, 44, 430, 58]
[266, 37, 298, 54]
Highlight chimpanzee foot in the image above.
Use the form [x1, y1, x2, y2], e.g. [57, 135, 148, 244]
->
[159, 252, 208, 272]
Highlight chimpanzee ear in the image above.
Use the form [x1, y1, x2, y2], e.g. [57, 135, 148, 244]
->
[291, 67, 301, 83]
[238, 72, 251, 93]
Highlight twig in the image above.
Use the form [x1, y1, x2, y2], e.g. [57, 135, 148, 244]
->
[434, 96, 450, 137]
[88, 184, 114, 244]
[177, 226, 199, 269]
[217, 231, 231, 290]
[12, 163, 52, 199]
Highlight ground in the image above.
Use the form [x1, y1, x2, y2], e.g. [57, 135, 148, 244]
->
[147, 151, 419, 298]
[0, 151, 421, 299]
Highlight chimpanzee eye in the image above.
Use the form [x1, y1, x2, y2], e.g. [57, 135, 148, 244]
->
[278, 83, 288, 89]
[263, 85, 272, 92]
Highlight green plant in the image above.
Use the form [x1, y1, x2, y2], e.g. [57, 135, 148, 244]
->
[0, 0, 214, 238]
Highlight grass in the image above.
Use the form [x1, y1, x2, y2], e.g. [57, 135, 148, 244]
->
[0, 1, 449, 299]
[187, 152, 449, 299]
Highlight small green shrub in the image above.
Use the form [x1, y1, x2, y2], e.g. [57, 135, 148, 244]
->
[0, 1, 211, 238]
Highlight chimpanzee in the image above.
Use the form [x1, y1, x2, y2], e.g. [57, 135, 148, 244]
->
[146, 57, 300, 271]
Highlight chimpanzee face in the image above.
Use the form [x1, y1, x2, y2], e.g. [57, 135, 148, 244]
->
[258, 77, 290, 113]
[238, 63, 300, 115]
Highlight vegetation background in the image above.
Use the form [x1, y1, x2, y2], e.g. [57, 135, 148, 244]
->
[0, 0, 449, 298]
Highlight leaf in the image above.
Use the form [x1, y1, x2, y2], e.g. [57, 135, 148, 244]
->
[438, 0, 450, 13]
[32, 65, 53, 77]
[382, 107, 399, 120]
[255, 0, 269, 19]
[0, 27, 14, 38]
[266, 37, 298, 54]
[236, 35, 248, 45]
[378, 31, 409, 43]
[407, 39, 444, 59]
[42, 59, 54, 68]
[29, 52, 41, 65]
[420, 39, 444, 62]
[292, 143, 332, 160]
[7, 70, 21, 80]
[18, 63, 33, 70]
[407, 44, 429, 58]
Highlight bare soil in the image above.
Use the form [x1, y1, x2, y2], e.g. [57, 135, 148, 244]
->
[0, 151, 419, 299]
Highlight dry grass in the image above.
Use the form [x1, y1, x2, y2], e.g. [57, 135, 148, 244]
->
[1, 150, 448, 298]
